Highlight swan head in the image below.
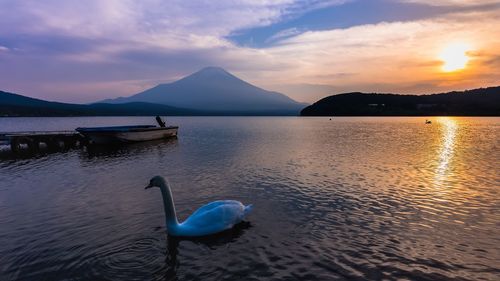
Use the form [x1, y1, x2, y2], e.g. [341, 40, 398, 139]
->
[145, 176, 167, 189]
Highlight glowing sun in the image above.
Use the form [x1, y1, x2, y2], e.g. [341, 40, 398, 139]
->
[439, 43, 470, 72]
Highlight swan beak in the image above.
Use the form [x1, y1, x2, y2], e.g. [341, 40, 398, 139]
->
[145, 184, 153, 189]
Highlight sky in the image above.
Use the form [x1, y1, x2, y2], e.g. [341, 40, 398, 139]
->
[0, 0, 499, 104]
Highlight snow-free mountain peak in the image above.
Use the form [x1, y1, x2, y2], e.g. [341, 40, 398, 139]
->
[101, 67, 306, 114]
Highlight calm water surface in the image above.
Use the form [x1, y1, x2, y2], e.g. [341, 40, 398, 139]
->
[0, 117, 499, 281]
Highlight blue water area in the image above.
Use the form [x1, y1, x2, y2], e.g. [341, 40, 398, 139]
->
[0, 117, 499, 280]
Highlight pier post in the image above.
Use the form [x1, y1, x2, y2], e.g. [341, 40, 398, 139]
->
[10, 137, 38, 153]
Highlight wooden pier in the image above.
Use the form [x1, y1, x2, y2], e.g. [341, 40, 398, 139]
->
[0, 131, 85, 153]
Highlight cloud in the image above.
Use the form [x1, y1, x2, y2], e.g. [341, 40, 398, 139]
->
[398, 0, 500, 6]
[266, 28, 304, 43]
[0, 0, 311, 38]
[0, 1, 316, 64]
[0, 0, 499, 103]
[256, 9, 500, 98]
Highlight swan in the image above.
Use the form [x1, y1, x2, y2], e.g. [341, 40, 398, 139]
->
[145, 176, 253, 237]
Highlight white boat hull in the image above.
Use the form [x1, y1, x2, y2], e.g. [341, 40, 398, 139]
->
[78, 126, 178, 144]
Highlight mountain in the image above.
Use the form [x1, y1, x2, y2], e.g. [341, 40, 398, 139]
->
[0, 90, 201, 117]
[300, 86, 500, 116]
[101, 67, 306, 115]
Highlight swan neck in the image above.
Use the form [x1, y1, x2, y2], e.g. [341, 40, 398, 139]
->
[159, 182, 179, 229]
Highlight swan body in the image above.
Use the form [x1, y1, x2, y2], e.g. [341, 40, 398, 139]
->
[145, 176, 253, 237]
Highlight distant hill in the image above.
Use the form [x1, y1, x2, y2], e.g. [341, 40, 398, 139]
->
[300, 86, 500, 116]
[101, 66, 306, 115]
[0, 90, 201, 117]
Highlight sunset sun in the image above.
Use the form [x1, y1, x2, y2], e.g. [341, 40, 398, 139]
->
[439, 43, 471, 72]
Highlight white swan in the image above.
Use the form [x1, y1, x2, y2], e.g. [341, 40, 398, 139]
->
[145, 176, 253, 237]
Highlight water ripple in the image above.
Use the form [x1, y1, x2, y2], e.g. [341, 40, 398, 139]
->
[0, 117, 499, 280]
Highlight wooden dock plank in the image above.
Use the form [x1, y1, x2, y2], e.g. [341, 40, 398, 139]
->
[0, 131, 79, 137]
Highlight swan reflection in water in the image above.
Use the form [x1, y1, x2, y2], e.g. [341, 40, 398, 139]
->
[161, 221, 252, 278]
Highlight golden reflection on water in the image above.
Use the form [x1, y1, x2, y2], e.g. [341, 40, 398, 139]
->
[434, 117, 458, 187]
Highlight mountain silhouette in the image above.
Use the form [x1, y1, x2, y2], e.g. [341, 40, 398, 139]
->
[0, 90, 201, 116]
[101, 67, 306, 114]
[301, 86, 500, 116]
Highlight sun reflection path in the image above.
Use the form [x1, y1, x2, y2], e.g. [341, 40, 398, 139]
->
[435, 118, 458, 186]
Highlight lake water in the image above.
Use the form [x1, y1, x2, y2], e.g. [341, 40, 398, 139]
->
[0, 117, 499, 281]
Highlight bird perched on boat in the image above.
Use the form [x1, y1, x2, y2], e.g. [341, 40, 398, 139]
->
[145, 176, 253, 237]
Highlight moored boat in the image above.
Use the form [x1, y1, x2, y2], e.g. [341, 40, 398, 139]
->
[76, 124, 178, 144]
